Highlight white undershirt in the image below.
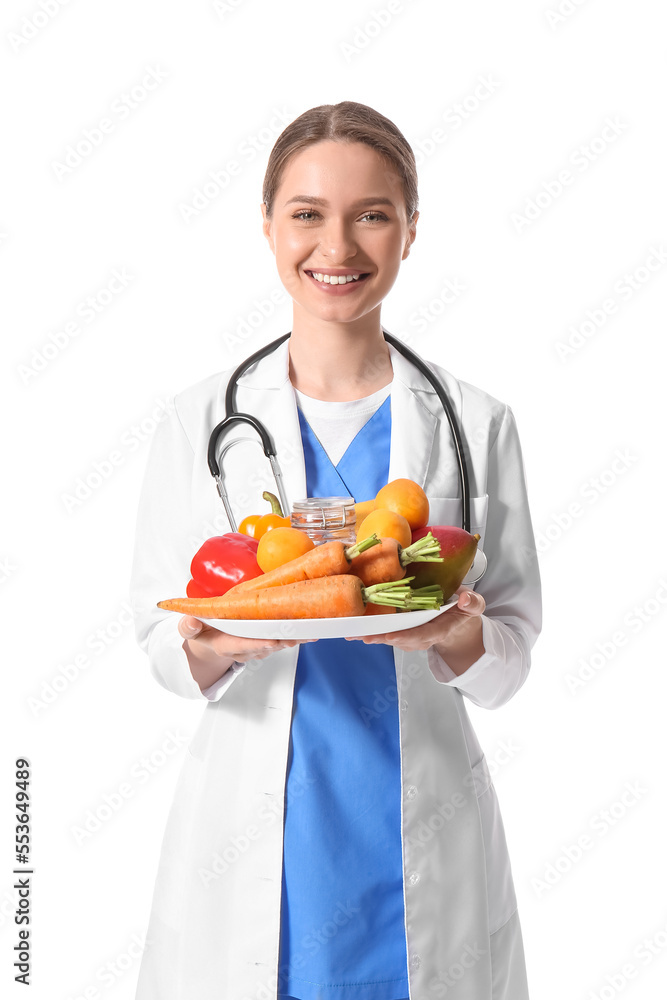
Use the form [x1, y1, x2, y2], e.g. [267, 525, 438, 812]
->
[293, 380, 393, 466]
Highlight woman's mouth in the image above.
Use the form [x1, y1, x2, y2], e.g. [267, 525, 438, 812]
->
[303, 269, 371, 294]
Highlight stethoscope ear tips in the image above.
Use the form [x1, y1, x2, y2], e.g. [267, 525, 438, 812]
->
[462, 547, 487, 586]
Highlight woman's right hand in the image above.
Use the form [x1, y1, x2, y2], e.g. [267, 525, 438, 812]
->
[177, 615, 314, 691]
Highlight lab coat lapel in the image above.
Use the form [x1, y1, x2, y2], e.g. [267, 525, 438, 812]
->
[386, 342, 438, 490]
[385, 337, 464, 497]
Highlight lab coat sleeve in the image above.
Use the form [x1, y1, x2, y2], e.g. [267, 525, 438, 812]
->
[129, 398, 248, 701]
[426, 404, 542, 709]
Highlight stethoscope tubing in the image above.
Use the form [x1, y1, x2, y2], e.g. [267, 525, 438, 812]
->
[207, 330, 471, 534]
[382, 330, 470, 534]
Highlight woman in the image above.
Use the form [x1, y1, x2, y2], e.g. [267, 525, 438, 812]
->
[130, 101, 542, 1000]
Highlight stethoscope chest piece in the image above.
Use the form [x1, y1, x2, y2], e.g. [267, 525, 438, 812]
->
[462, 547, 488, 586]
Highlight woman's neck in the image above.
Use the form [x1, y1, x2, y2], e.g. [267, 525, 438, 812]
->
[287, 312, 394, 402]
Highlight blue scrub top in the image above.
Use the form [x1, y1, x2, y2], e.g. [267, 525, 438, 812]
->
[277, 396, 410, 1000]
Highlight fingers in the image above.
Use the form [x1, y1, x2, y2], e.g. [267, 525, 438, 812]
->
[178, 615, 205, 639]
[346, 590, 486, 647]
[178, 615, 313, 662]
[230, 638, 305, 662]
[455, 586, 485, 616]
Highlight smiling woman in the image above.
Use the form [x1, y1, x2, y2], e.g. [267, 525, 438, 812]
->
[130, 100, 542, 1000]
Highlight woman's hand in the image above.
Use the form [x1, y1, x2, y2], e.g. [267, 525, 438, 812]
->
[177, 615, 315, 691]
[345, 585, 486, 676]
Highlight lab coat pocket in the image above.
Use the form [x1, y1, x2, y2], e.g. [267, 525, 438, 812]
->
[427, 495, 489, 551]
[470, 754, 517, 934]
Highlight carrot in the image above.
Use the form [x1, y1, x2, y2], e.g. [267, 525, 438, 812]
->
[222, 534, 380, 596]
[351, 531, 443, 587]
[363, 601, 397, 616]
[157, 575, 443, 620]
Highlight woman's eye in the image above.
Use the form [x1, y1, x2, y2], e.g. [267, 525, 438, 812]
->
[292, 210, 388, 223]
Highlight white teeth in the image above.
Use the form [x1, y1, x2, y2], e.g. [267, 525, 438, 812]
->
[308, 271, 363, 284]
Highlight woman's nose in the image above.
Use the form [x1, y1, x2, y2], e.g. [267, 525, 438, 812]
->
[320, 220, 357, 259]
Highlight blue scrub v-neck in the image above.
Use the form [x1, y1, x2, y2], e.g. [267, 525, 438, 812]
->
[296, 393, 392, 500]
[277, 395, 410, 1000]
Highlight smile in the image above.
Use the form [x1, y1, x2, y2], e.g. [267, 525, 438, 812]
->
[305, 270, 370, 284]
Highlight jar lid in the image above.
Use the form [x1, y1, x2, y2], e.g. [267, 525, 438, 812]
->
[291, 496, 356, 530]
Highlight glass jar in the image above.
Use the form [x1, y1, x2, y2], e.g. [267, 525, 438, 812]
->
[290, 496, 357, 545]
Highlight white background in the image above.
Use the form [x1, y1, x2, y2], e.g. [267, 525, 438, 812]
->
[2, 1, 666, 997]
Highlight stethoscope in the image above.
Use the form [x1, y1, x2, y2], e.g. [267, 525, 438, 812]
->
[207, 329, 487, 583]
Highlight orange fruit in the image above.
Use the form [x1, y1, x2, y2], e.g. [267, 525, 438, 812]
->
[375, 478, 429, 530]
[356, 508, 412, 549]
[354, 499, 376, 532]
[256, 526, 314, 573]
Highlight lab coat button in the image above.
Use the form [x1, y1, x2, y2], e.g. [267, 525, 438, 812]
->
[408, 870, 420, 885]
[400, 699, 408, 711]
[410, 953, 422, 969]
[406, 784, 418, 800]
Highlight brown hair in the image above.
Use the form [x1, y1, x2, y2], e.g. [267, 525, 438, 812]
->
[262, 101, 418, 222]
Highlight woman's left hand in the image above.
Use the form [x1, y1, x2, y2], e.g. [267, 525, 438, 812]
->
[345, 585, 486, 668]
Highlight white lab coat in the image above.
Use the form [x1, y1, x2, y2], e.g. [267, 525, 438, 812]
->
[129, 332, 542, 1000]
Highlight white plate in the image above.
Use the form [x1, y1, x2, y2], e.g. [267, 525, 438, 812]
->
[197, 596, 459, 640]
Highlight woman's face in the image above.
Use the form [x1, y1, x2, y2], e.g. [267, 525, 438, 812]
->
[262, 140, 418, 326]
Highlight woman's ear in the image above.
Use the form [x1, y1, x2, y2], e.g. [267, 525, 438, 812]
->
[403, 209, 419, 258]
[401, 209, 419, 260]
[261, 202, 275, 254]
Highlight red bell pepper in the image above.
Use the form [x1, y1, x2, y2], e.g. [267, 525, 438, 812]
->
[185, 532, 263, 598]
